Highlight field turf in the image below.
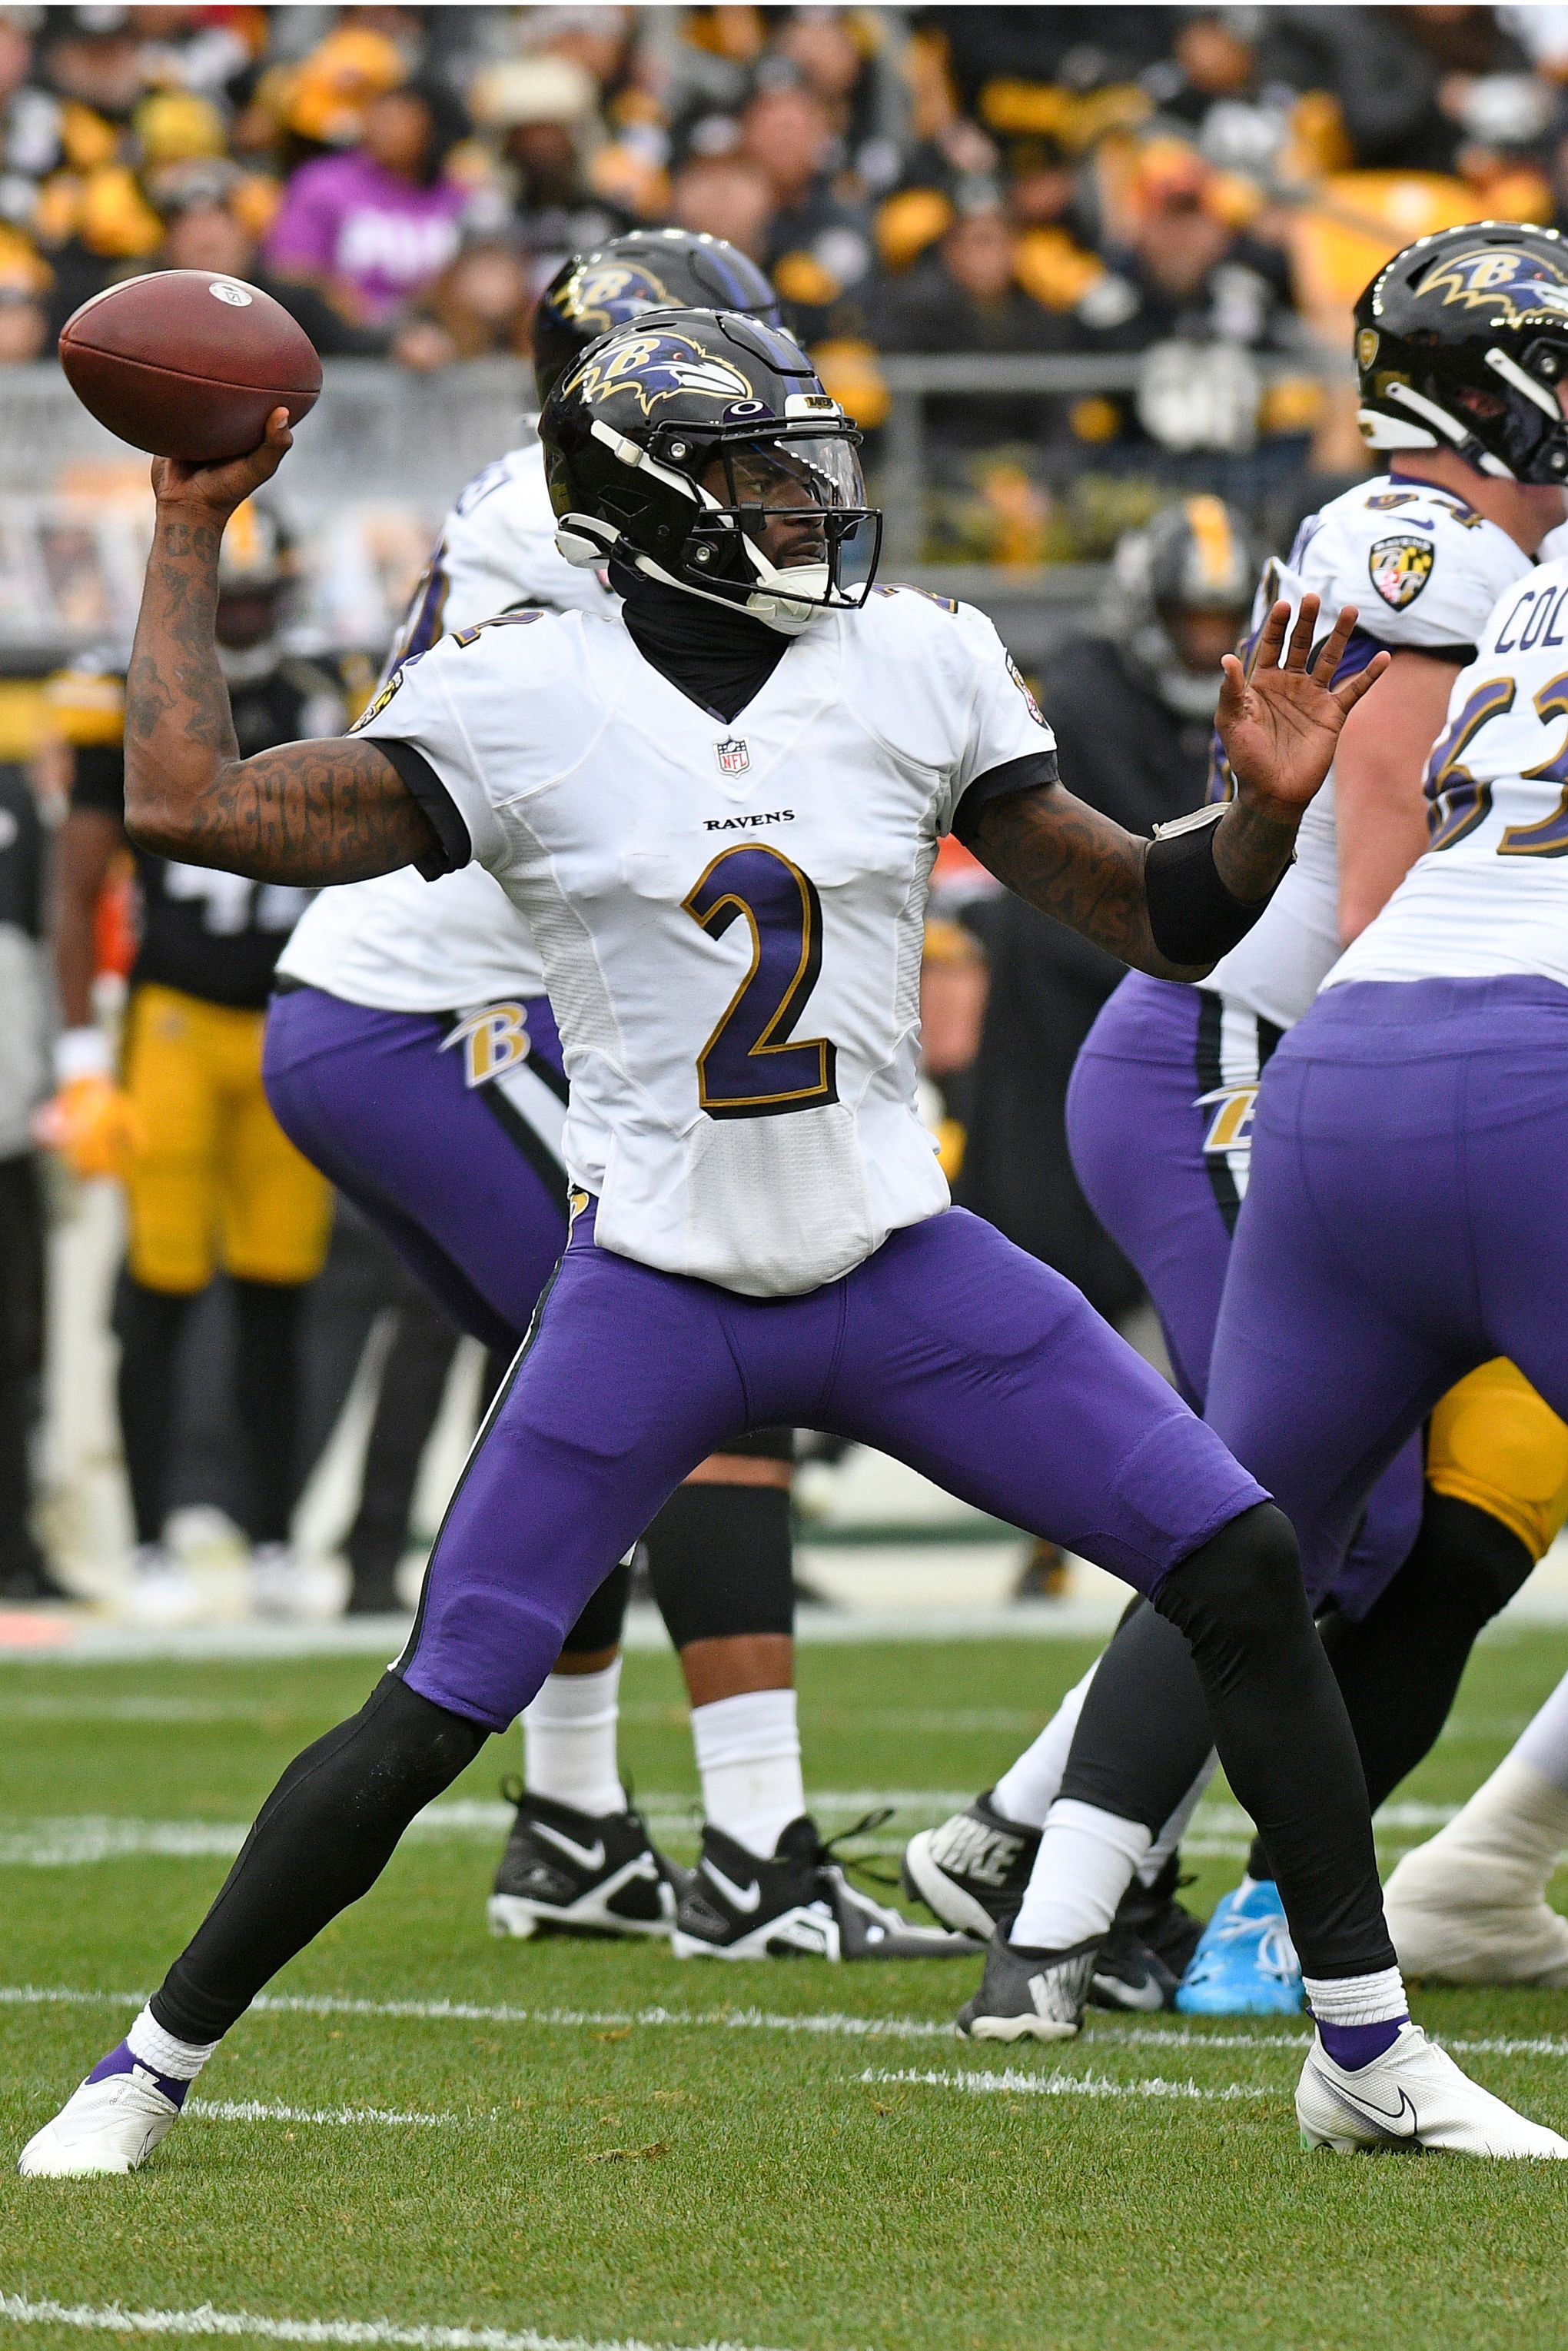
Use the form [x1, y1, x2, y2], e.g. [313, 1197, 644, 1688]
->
[6, 1628, 1568, 2351]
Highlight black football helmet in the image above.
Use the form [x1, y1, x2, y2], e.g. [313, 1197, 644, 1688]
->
[1355, 222, 1568, 483]
[540, 307, 882, 635]
[531, 230, 784, 408]
[1108, 495, 1258, 718]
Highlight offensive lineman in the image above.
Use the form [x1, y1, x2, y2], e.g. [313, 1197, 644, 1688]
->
[909, 224, 1568, 2027]
[21, 308, 1562, 2176]
[269, 230, 960, 1960]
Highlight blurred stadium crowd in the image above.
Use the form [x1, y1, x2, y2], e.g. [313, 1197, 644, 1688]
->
[2, 5, 1568, 541]
[4, 2, 1567, 1622]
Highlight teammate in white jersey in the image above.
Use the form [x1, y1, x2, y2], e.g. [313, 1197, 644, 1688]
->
[26, 303, 1563, 2178]
[912, 225, 1568, 2036]
[271, 235, 942, 1961]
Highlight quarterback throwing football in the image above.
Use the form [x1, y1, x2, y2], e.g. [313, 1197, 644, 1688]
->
[21, 308, 1562, 2174]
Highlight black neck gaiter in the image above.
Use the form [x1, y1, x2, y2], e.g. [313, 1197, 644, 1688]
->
[612, 562, 789, 724]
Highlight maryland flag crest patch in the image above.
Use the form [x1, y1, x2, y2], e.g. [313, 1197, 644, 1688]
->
[1368, 535, 1434, 611]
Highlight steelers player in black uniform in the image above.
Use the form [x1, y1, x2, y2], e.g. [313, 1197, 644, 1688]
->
[45, 500, 365, 1621]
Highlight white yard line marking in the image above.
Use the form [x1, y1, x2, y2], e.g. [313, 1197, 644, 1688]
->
[0, 2295, 796, 2351]
[0, 1791, 1454, 1869]
[860, 2066, 1274, 2103]
[185, 2100, 457, 2129]
[0, 1794, 982, 1868]
[9, 1984, 1568, 2063]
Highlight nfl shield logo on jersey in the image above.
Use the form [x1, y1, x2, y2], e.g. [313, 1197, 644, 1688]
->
[1367, 535, 1434, 610]
[716, 737, 750, 776]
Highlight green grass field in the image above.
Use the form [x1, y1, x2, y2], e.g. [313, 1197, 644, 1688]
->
[6, 1628, 1568, 2351]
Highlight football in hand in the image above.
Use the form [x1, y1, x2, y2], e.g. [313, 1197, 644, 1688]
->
[58, 271, 322, 463]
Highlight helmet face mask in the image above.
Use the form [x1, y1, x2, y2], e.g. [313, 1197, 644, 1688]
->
[542, 309, 882, 634]
[1355, 223, 1568, 486]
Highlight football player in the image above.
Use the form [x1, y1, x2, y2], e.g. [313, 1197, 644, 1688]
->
[22, 306, 1562, 2176]
[267, 229, 961, 1960]
[909, 224, 1568, 2026]
[43, 501, 354, 1621]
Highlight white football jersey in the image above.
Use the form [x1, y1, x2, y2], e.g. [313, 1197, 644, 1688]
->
[277, 433, 616, 1011]
[352, 588, 1055, 1295]
[1328, 553, 1568, 991]
[1202, 475, 1529, 1031]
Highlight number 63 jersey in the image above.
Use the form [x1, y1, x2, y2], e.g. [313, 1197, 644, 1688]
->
[1330, 552, 1568, 993]
[353, 589, 1054, 1295]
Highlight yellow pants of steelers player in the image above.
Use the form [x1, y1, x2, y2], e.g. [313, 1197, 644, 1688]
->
[1429, 1357, 1568, 1563]
[121, 983, 331, 1294]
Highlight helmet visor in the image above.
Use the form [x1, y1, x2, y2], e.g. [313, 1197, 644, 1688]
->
[696, 428, 879, 607]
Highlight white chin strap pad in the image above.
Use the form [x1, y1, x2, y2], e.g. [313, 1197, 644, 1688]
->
[742, 557, 835, 637]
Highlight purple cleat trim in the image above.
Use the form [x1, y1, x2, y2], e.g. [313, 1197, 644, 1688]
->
[86, 2040, 191, 2108]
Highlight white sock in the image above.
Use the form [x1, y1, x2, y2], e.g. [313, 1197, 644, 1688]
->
[1136, 1750, 1217, 1887]
[1010, 1798, 1151, 1950]
[1301, 1964, 1408, 2026]
[126, 2004, 216, 2081]
[692, 1688, 803, 1857]
[992, 1663, 1096, 1829]
[1515, 1668, 1568, 1797]
[1408, 1751, 1568, 1895]
[523, 1659, 624, 1817]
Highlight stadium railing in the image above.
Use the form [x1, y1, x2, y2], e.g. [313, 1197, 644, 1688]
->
[0, 349, 1340, 667]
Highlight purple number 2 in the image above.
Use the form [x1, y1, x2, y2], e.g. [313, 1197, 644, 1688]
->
[683, 843, 839, 1119]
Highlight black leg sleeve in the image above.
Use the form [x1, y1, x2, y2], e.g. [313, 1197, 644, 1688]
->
[1057, 1598, 1214, 1834]
[151, 1673, 487, 2044]
[1153, 1504, 1394, 1981]
[231, 1277, 309, 1546]
[560, 1555, 633, 1655]
[344, 1295, 461, 1588]
[1243, 1494, 1533, 1884]
[113, 1273, 196, 1546]
[643, 1479, 795, 1651]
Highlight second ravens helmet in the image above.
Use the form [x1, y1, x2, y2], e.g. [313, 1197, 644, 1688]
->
[1356, 221, 1568, 484]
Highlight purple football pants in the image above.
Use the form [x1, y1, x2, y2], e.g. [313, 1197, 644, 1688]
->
[1066, 970, 1422, 1611]
[1208, 974, 1568, 1598]
[394, 1197, 1262, 1731]
[263, 983, 569, 1355]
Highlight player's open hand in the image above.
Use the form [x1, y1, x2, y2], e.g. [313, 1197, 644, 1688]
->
[1217, 596, 1390, 821]
[150, 407, 294, 519]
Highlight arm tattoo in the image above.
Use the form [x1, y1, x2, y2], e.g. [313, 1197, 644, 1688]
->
[968, 785, 1195, 980]
[1211, 795, 1300, 906]
[124, 503, 442, 884]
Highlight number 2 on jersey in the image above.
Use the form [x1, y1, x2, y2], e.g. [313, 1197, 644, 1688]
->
[683, 843, 839, 1119]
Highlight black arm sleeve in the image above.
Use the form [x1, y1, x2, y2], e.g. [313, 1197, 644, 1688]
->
[1143, 803, 1284, 967]
[951, 749, 1060, 847]
[374, 738, 471, 880]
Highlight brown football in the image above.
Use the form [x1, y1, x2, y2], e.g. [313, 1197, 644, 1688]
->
[58, 271, 322, 462]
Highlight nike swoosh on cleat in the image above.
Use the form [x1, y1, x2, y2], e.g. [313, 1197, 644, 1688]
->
[1094, 1969, 1166, 2012]
[531, 1823, 606, 1873]
[1319, 2073, 1420, 2140]
[701, 1860, 762, 1914]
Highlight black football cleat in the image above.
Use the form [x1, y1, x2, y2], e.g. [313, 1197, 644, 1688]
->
[901, 1790, 1040, 1940]
[487, 1783, 677, 1940]
[1090, 1851, 1204, 2013]
[673, 1815, 980, 1960]
[957, 1929, 1100, 2043]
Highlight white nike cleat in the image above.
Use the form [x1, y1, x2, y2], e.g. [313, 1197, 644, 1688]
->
[18, 2057, 184, 2177]
[1297, 2022, 1568, 2158]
